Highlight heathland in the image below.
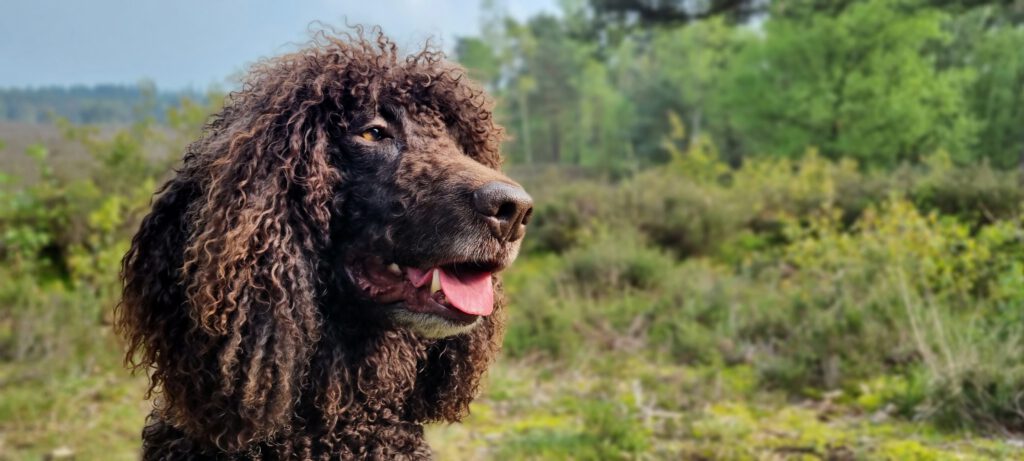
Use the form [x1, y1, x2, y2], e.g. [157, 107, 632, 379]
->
[4, 1, 1024, 459]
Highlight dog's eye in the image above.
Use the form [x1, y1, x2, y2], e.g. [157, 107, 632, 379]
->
[360, 127, 387, 142]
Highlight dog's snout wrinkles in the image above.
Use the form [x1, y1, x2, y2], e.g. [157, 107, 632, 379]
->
[472, 181, 533, 242]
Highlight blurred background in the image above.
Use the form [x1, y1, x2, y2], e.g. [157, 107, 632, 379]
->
[3, 0, 1024, 459]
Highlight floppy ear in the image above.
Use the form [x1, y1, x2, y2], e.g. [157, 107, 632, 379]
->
[118, 87, 341, 451]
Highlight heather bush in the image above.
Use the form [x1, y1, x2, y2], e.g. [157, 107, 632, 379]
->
[506, 149, 1024, 431]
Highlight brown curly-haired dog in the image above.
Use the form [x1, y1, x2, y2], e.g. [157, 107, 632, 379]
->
[116, 29, 532, 460]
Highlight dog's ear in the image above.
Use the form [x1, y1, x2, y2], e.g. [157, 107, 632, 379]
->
[118, 81, 341, 451]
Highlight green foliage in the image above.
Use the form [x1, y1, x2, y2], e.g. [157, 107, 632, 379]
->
[7, 2, 1024, 454]
[0, 94, 223, 460]
[429, 359, 1014, 460]
[459, 0, 1022, 170]
[4, 109, 1023, 460]
[522, 176, 619, 253]
[910, 152, 1024, 223]
[564, 231, 673, 293]
[945, 6, 1024, 168]
[615, 19, 746, 164]
[455, 37, 501, 90]
[723, 0, 976, 165]
[510, 140, 1024, 433]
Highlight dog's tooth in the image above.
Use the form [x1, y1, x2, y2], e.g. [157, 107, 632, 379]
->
[387, 263, 401, 275]
[431, 269, 441, 293]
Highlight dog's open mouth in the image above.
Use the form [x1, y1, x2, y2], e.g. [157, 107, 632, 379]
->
[348, 258, 500, 324]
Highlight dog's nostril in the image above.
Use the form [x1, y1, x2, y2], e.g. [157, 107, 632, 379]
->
[496, 202, 518, 221]
[473, 181, 533, 242]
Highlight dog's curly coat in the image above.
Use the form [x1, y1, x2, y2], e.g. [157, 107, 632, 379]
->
[116, 30, 531, 460]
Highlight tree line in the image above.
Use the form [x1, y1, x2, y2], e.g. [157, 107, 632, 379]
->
[0, 83, 203, 124]
[457, 0, 1024, 171]
[3, 0, 1020, 171]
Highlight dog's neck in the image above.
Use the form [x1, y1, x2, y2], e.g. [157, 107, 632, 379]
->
[142, 327, 442, 460]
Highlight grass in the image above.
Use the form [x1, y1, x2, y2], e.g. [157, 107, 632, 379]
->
[427, 357, 1021, 460]
[0, 361, 148, 461]
[2, 339, 1022, 460]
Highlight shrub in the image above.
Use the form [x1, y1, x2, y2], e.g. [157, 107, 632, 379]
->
[621, 170, 746, 258]
[562, 230, 675, 294]
[523, 179, 620, 254]
[0, 100, 214, 375]
[503, 233, 676, 359]
[910, 155, 1024, 225]
[507, 167, 1024, 431]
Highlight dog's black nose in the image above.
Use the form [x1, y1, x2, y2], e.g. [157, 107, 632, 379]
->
[473, 181, 533, 242]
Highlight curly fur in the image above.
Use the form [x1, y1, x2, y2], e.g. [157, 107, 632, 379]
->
[116, 28, 517, 459]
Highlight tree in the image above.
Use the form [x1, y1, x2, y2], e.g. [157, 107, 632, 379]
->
[496, 15, 590, 164]
[614, 18, 748, 164]
[720, 0, 976, 166]
[590, 0, 765, 25]
[590, 0, 1024, 26]
[455, 37, 501, 90]
[942, 5, 1024, 167]
[968, 23, 1024, 169]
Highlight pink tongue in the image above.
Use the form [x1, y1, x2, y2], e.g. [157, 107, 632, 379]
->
[438, 269, 494, 316]
[405, 266, 495, 316]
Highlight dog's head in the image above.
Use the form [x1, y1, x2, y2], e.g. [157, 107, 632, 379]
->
[183, 32, 530, 340]
[118, 30, 528, 452]
[336, 101, 531, 338]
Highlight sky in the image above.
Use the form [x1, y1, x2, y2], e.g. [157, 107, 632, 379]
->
[0, 0, 559, 91]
